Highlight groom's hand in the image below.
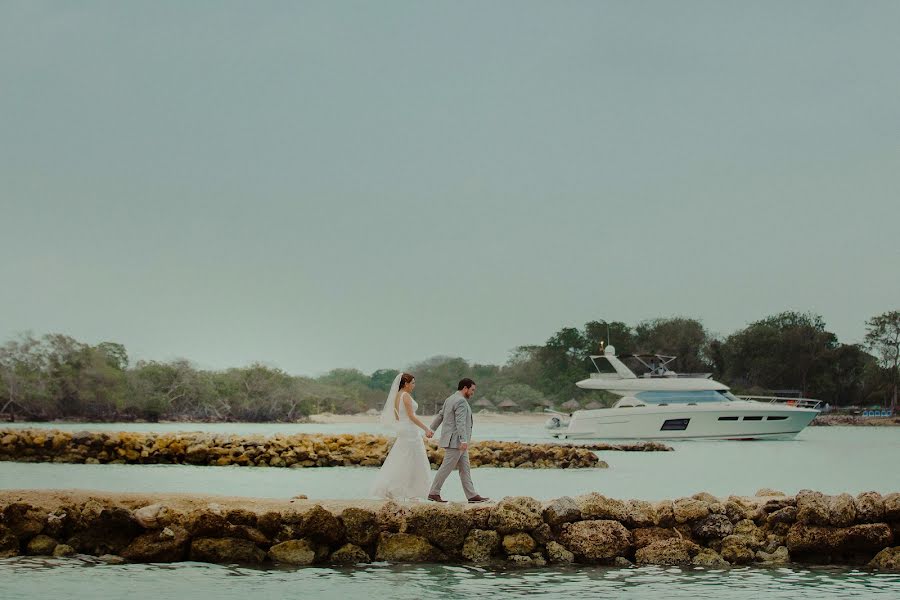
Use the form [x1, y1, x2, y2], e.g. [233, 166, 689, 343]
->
[459, 442, 468, 451]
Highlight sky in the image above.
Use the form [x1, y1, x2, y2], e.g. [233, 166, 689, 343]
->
[1, 1, 898, 375]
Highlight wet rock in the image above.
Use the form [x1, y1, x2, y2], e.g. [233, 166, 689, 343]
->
[827, 494, 857, 527]
[465, 505, 492, 530]
[796, 491, 830, 525]
[786, 524, 844, 553]
[502, 532, 536, 555]
[635, 538, 700, 566]
[340, 507, 379, 547]
[559, 520, 632, 562]
[44, 511, 68, 539]
[376, 500, 408, 533]
[26, 534, 58, 555]
[52, 544, 75, 557]
[4, 503, 45, 539]
[531, 522, 553, 545]
[673, 498, 709, 524]
[133, 503, 177, 529]
[883, 493, 900, 521]
[725, 497, 756, 523]
[330, 543, 370, 565]
[854, 492, 885, 523]
[507, 553, 546, 568]
[406, 504, 472, 553]
[767, 506, 798, 526]
[869, 547, 900, 571]
[542, 497, 581, 528]
[756, 546, 790, 564]
[692, 514, 734, 540]
[121, 525, 190, 563]
[98, 554, 126, 565]
[269, 539, 318, 565]
[624, 500, 657, 528]
[546, 541, 575, 564]
[190, 537, 266, 564]
[842, 523, 893, 551]
[374, 532, 446, 562]
[300, 505, 345, 546]
[256, 511, 284, 538]
[653, 501, 675, 527]
[720, 535, 756, 564]
[488, 497, 543, 534]
[632, 527, 678, 549]
[69, 506, 141, 555]
[0, 527, 20, 558]
[187, 510, 228, 538]
[576, 493, 627, 522]
[611, 556, 633, 567]
[693, 548, 729, 568]
[461, 529, 500, 562]
[225, 509, 257, 527]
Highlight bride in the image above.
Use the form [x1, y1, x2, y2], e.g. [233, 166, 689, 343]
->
[370, 372, 434, 500]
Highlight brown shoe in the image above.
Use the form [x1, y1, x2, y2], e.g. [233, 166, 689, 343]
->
[427, 494, 447, 503]
[467, 495, 490, 503]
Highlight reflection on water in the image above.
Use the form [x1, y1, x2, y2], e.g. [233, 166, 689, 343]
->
[1, 557, 899, 600]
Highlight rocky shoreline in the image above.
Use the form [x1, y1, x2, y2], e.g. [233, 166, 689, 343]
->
[1, 489, 898, 571]
[0, 429, 606, 469]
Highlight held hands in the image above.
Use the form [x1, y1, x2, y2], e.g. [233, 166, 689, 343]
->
[459, 442, 468, 451]
[425, 428, 434, 438]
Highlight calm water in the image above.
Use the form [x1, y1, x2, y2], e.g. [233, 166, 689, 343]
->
[2, 422, 899, 597]
[1, 557, 899, 600]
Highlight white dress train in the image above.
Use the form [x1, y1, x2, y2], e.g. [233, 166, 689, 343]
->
[370, 396, 431, 500]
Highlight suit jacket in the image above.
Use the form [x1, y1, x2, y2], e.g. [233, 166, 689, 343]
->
[429, 391, 474, 449]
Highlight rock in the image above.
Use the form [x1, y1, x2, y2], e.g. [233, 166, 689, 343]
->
[786, 524, 844, 553]
[755, 489, 786, 497]
[693, 492, 719, 504]
[269, 539, 318, 565]
[827, 494, 857, 527]
[756, 546, 790, 564]
[301, 505, 345, 546]
[98, 554, 126, 565]
[507, 553, 545, 567]
[559, 520, 632, 562]
[68, 506, 141, 555]
[488, 497, 543, 534]
[502, 532, 536, 555]
[26, 534, 58, 555]
[187, 510, 228, 538]
[842, 523, 894, 551]
[635, 539, 700, 566]
[546, 541, 575, 564]
[52, 544, 75, 557]
[462, 529, 500, 562]
[44, 511, 68, 538]
[725, 497, 756, 523]
[767, 506, 798, 526]
[869, 547, 900, 571]
[330, 543, 370, 564]
[531, 522, 553, 545]
[673, 498, 710, 524]
[632, 527, 678, 549]
[340, 507, 379, 547]
[611, 556, 633, 567]
[0, 527, 19, 558]
[133, 503, 177, 529]
[796, 491, 830, 525]
[720, 535, 757, 564]
[624, 500, 657, 528]
[256, 511, 284, 537]
[692, 514, 734, 540]
[3, 503, 45, 539]
[374, 532, 445, 562]
[121, 525, 190, 563]
[693, 548, 729, 568]
[406, 504, 472, 553]
[376, 501, 407, 533]
[465, 505, 492, 530]
[855, 492, 885, 523]
[225, 509, 257, 527]
[576, 493, 627, 522]
[883, 493, 900, 521]
[542, 497, 581, 528]
[190, 537, 266, 564]
[653, 501, 675, 527]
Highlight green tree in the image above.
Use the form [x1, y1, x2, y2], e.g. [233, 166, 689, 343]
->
[633, 317, 712, 373]
[864, 310, 900, 410]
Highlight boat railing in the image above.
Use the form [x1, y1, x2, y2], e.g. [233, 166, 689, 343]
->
[738, 395, 823, 410]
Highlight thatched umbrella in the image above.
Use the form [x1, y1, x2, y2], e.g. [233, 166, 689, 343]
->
[584, 401, 604, 410]
[474, 398, 495, 409]
[497, 399, 519, 411]
[561, 399, 580, 412]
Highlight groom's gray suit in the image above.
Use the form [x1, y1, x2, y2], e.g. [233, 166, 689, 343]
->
[428, 391, 477, 499]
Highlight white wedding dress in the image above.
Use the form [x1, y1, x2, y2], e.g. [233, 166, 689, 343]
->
[370, 393, 431, 500]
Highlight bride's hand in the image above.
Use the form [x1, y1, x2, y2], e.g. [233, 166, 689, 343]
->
[425, 429, 434, 438]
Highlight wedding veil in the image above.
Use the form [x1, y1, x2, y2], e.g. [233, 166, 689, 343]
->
[378, 372, 404, 434]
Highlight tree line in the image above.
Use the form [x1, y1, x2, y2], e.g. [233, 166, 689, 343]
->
[1, 310, 897, 422]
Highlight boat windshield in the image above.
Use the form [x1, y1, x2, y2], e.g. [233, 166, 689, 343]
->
[634, 390, 732, 404]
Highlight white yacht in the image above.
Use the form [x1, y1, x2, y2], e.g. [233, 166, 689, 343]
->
[546, 345, 821, 440]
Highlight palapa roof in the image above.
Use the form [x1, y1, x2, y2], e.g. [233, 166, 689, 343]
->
[474, 398, 495, 408]
[497, 399, 519, 409]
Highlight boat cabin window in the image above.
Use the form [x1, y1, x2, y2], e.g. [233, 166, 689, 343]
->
[634, 390, 727, 404]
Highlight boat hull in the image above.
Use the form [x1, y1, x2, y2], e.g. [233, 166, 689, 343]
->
[550, 403, 819, 441]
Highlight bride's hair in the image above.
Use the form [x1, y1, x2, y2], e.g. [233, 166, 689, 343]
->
[398, 372, 414, 390]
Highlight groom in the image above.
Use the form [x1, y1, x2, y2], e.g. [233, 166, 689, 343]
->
[427, 378, 490, 503]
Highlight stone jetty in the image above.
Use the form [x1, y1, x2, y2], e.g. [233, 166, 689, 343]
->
[1, 489, 898, 571]
[0, 429, 604, 469]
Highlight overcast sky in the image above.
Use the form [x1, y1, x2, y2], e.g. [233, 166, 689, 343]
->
[2, 1, 898, 375]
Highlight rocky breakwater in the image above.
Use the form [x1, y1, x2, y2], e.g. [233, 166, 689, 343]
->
[0, 429, 602, 469]
[1, 489, 898, 571]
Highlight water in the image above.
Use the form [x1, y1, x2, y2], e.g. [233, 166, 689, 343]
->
[2, 422, 899, 597]
[1, 558, 899, 600]
[2, 424, 899, 501]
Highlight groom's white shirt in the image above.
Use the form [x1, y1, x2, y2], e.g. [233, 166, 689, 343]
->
[430, 391, 473, 448]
